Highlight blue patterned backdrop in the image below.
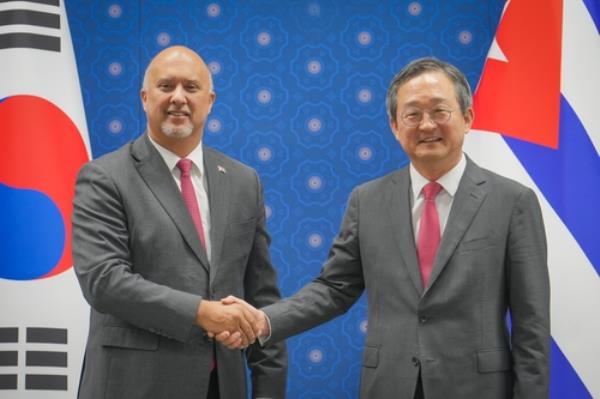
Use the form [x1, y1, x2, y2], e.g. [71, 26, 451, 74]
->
[65, 1, 506, 397]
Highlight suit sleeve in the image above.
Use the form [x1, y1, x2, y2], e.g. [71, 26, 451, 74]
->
[507, 187, 550, 398]
[243, 172, 288, 398]
[262, 187, 366, 343]
[72, 162, 201, 342]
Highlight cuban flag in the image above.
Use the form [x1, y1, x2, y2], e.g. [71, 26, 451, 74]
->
[0, 0, 90, 396]
[465, 0, 600, 397]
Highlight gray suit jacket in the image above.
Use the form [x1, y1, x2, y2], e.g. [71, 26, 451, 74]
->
[263, 157, 549, 399]
[72, 134, 287, 399]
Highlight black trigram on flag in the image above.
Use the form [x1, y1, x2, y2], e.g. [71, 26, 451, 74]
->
[0, 0, 61, 52]
[0, 327, 68, 391]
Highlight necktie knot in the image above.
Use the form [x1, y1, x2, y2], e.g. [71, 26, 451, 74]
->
[422, 182, 443, 201]
[177, 158, 193, 177]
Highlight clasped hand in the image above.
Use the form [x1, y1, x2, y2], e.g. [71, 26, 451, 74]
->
[196, 296, 269, 349]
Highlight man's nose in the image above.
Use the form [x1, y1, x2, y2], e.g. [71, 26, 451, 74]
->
[418, 112, 437, 130]
[170, 85, 187, 104]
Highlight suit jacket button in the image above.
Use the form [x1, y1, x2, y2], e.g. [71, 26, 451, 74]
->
[412, 357, 420, 367]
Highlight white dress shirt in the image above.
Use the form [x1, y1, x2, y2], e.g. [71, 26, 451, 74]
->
[410, 153, 466, 241]
[148, 136, 212, 262]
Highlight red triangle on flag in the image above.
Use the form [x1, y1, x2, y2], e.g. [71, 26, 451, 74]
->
[472, 0, 563, 149]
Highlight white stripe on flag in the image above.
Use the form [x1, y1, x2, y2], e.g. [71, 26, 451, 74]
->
[561, 0, 600, 156]
[465, 131, 600, 397]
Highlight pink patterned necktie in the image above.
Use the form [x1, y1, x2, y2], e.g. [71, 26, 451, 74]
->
[417, 182, 443, 288]
[176, 159, 207, 252]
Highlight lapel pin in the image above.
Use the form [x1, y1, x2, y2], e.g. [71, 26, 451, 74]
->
[217, 165, 227, 174]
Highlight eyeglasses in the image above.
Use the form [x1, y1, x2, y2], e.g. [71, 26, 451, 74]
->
[399, 108, 454, 128]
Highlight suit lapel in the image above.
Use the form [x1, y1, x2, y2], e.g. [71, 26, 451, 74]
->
[131, 134, 210, 272]
[424, 158, 487, 294]
[203, 147, 230, 284]
[389, 168, 424, 296]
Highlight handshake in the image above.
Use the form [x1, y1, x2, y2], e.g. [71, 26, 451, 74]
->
[195, 296, 270, 349]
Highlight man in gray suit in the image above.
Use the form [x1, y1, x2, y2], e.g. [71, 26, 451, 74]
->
[72, 45, 287, 399]
[221, 58, 550, 398]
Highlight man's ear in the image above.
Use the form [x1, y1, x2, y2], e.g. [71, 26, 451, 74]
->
[464, 107, 474, 131]
[207, 92, 216, 113]
[140, 89, 147, 112]
[390, 119, 400, 141]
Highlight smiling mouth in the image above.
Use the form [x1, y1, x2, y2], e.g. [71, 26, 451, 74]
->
[419, 137, 442, 144]
[167, 110, 190, 117]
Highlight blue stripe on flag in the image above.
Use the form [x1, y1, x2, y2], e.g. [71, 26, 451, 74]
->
[504, 95, 600, 274]
[583, 0, 600, 34]
[550, 337, 592, 398]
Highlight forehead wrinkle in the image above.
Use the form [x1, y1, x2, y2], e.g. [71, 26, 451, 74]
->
[156, 76, 200, 83]
[401, 97, 453, 108]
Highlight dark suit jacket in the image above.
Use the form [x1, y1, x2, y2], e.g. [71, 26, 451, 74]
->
[263, 157, 549, 399]
[72, 134, 287, 399]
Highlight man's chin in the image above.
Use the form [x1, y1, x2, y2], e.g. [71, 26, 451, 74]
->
[414, 149, 444, 161]
[161, 123, 194, 139]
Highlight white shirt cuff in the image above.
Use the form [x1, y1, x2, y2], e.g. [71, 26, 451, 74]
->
[257, 312, 272, 346]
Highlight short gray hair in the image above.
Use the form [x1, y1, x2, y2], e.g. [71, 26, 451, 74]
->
[385, 57, 472, 121]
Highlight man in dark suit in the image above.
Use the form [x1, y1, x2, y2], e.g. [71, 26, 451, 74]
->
[221, 58, 550, 398]
[72, 45, 287, 399]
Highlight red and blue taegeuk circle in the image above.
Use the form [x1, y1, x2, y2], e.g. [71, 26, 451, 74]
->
[0, 95, 89, 280]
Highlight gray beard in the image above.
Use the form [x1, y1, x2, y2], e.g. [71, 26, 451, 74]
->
[160, 121, 193, 139]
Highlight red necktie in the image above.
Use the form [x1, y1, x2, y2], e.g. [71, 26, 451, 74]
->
[417, 182, 443, 288]
[176, 159, 207, 252]
[177, 159, 215, 372]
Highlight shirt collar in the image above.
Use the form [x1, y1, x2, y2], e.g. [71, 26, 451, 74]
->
[410, 153, 466, 200]
[147, 134, 205, 177]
